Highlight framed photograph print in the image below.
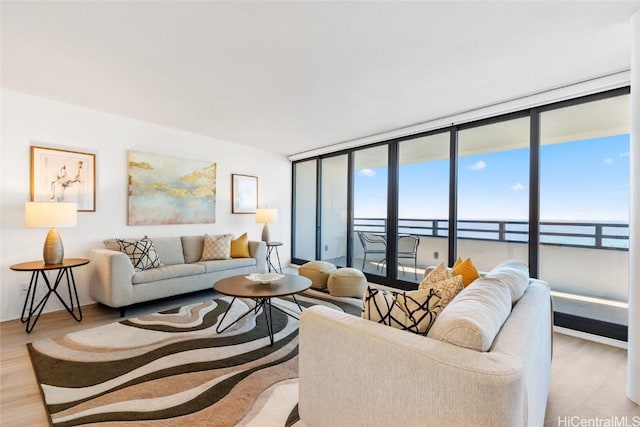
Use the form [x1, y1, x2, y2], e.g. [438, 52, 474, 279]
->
[232, 174, 258, 214]
[30, 145, 96, 212]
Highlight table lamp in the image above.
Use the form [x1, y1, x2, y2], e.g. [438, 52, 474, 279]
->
[25, 202, 77, 264]
[255, 208, 277, 243]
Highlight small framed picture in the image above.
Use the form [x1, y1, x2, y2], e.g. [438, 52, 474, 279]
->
[232, 174, 258, 214]
[31, 145, 96, 212]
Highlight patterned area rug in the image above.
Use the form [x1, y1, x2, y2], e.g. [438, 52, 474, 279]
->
[27, 290, 362, 427]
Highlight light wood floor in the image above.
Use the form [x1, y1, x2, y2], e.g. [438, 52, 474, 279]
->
[1, 290, 639, 426]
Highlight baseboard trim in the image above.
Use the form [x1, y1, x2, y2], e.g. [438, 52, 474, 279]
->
[553, 326, 628, 349]
[553, 311, 628, 342]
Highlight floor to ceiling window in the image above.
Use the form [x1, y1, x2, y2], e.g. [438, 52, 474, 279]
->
[397, 132, 450, 282]
[456, 116, 530, 271]
[539, 94, 630, 337]
[320, 154, 348, 267]
[291, 86, 631, 339]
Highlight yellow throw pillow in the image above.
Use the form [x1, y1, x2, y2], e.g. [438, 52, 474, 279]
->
[452, 257, 480, 287]
[230, 232, 251, 258]
[453, 256, 463, 269]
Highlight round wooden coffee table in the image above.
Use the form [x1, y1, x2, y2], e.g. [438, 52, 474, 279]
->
[213, 274, 312, 345]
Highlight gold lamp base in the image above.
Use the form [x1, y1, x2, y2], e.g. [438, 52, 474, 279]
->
[43, 228, 64, 265]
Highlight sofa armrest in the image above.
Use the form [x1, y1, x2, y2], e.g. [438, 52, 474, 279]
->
[299, 306, 526, 427]
[88, 248, 135, 308]
[248, 240, 267, 272]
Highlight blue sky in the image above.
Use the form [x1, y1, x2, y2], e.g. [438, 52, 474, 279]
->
[354, 134, 630, 222]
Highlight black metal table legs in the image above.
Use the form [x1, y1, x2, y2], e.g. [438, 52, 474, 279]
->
[21, 267, 83, 333]
[215, 295, 303, 346]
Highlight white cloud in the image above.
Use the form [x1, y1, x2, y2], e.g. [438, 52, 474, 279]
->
[470, 160, 486, 171]
[512, 183, 525, 192]
[359, 168, 376, 177]
[604, 158, 614, 165]
[620, 151, 630, 157]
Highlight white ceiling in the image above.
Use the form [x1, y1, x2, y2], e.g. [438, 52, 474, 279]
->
[1, 1, 638, 157]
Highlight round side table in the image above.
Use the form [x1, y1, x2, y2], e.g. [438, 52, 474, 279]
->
[10, 258, 89, 333]
[266, 241, 283, 273]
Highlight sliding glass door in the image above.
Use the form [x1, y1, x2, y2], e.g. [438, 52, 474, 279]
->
[320, 155, 348, 266]
[293, 160, 317, 262]
[353, 145, 388, 276]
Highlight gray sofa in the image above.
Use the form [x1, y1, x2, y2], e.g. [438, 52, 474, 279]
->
[88, 235, 266, 315]
[299, 260, 552, 426]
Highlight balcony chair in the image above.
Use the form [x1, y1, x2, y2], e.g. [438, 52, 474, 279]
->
[356, 231, 387, 271]
[397, 234, 420, 280]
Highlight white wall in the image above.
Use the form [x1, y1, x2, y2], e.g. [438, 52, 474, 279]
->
[0, 89, 292, 322]
[627, 8, 640, 406]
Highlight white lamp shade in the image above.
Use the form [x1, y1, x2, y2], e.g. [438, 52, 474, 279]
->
[255, 208, 277, 224]
[25, 202, 78, 228]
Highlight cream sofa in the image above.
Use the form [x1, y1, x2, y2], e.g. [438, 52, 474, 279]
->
[89, 235, 266, 315]
[299, 261, 552, 427]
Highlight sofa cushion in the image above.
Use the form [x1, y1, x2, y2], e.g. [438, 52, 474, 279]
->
[427, 277, 512, 351]
[195, 258, 256, 273]
[132, 263, 206, 284]
[230, 232, 251, 258]
[103, 239, 121, 252]
[484, 259, 530, 303]
[115, 237, 161, 271]
[200, 234, 232, 261]
[181, 235, 205, 264]
[149, 237, 185, 265]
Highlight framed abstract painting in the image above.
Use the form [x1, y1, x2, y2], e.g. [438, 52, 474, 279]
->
[30, 145, 96, 212]
[127, 150, 217, 225]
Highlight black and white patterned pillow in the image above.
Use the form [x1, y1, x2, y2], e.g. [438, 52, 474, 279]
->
[362, 279, 462, 335]
[361, 287, 410, 331]
[116, 237, 161, 271]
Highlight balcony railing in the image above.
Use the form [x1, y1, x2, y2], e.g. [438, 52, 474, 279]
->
[354, 218, 629, 251]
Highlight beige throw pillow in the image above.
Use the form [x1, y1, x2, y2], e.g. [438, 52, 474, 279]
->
[401, 275, 463, 313]
[419, 262, 451, 289]
[200, 234, 232, 261]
